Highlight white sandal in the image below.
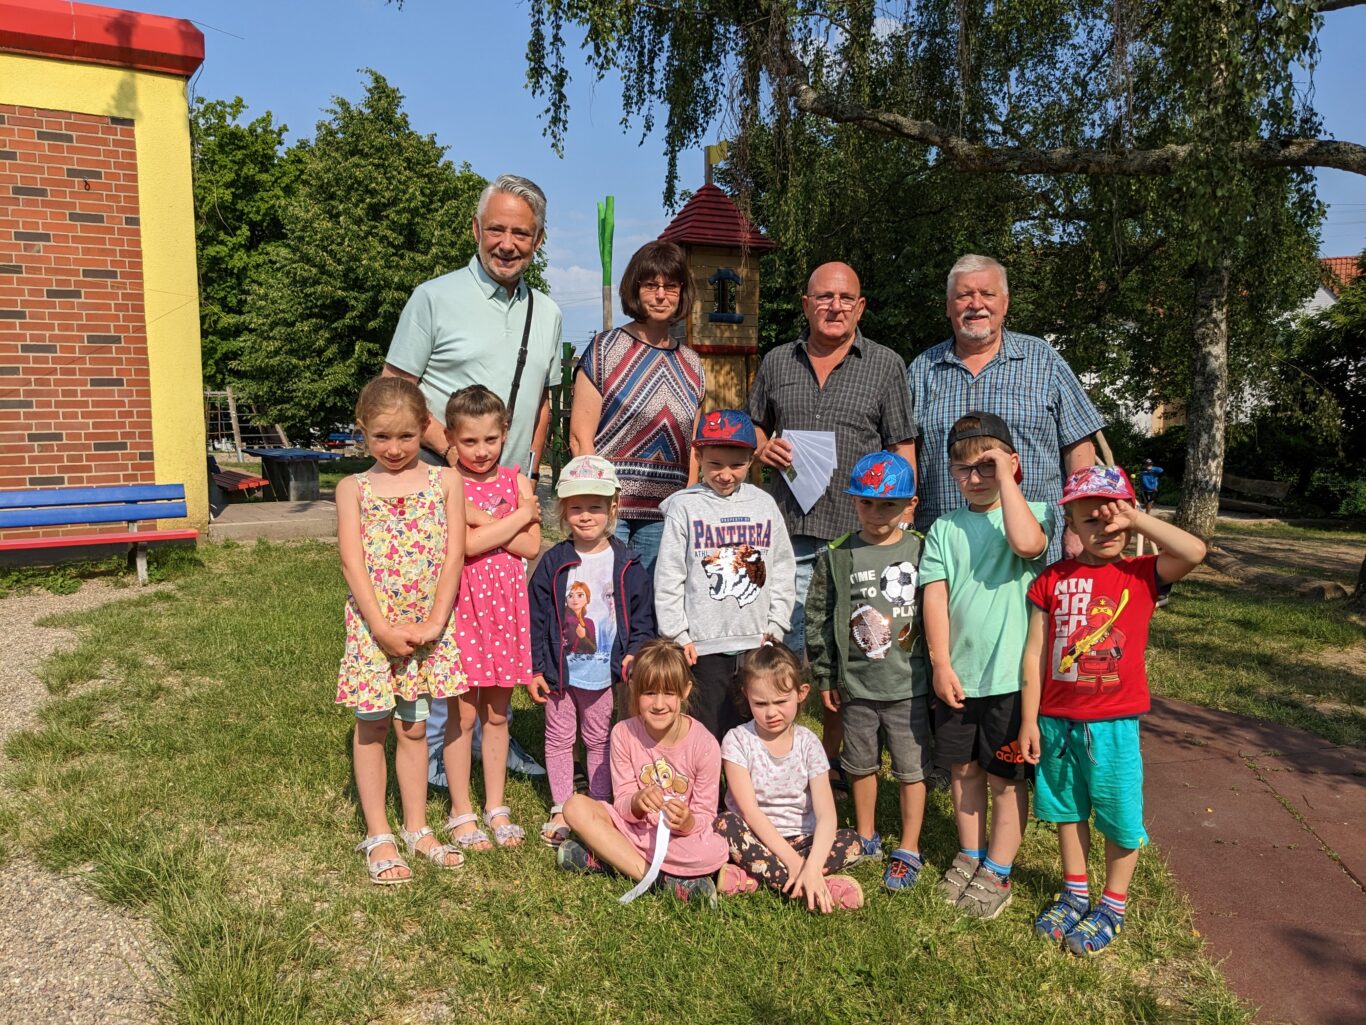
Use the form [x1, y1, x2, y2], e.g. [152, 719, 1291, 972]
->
[355, 833, 411, 886]
[445, 812, 493, 850]
[539, 804, 570, 848]
[400, 826, 465, 869]
[484, 805, 526, 848]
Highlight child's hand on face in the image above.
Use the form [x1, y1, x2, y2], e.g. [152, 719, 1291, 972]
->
[933, 664, 966, 709]
[982, 445, 1015, 483]
[1098, 499, 1137, 533]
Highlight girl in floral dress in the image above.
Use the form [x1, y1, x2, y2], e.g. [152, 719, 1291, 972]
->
[443, 386, 541, 849]
[337, 376, 468, 884]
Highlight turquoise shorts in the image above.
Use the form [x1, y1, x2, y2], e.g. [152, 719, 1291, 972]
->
[355, 697, 431, 723]
[1033, 716, 1148, 850]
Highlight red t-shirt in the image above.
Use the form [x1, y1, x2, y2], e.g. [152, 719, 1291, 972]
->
[1026, 555, 1160, 720]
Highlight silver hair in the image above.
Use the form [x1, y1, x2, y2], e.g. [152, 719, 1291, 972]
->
[477, 174, 547, 238]
[947, 254, 1009, 297]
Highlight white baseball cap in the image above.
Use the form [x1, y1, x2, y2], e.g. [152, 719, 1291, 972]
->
[556, 455, 620, 497]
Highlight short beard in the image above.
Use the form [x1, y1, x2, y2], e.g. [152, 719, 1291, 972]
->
[955, 318, 995, 343]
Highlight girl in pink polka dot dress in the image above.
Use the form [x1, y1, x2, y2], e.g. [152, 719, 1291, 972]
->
[443, 386, 541, 850]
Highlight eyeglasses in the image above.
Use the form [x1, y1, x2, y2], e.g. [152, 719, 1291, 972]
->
[806, 292, 861, 310]
[949, 460, 999, 480]
[640, 280, 682, 296]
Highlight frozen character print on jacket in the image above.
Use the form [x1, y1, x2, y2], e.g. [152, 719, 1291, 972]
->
[1057, 589, 1130, 694]
[701, 544, 767, 607]
[562, 581, 598, 655]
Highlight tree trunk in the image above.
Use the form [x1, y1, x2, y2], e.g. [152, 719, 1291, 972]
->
[1175, 260, 1230, 539]
[1350, 554, 1366, 611]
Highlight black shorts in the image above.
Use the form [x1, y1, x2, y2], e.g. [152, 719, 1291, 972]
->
[933, 692, 1032, 781]
[1140, 489, 1158, 506]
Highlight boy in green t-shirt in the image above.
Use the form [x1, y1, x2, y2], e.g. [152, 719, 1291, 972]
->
[807, 451, 930, 893]
[921, 412, 1052, 919]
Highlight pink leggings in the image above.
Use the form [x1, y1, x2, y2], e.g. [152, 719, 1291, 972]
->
[544, 684, 614, 807]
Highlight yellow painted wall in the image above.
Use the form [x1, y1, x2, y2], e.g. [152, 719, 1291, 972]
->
[1, 52, 207, 529]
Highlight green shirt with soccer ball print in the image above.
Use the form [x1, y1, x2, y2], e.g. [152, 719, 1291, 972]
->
[806, 530, 929, 702]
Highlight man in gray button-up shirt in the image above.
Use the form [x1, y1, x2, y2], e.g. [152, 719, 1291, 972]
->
[749, 261, 918, 762]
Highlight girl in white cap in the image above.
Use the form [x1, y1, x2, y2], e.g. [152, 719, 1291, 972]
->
[528, 455, 656, 846]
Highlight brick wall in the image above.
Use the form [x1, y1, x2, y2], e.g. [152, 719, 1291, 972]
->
[0, 103, 156, 537]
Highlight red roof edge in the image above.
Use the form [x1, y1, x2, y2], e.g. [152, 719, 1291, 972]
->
[659, 183, 776, 252]
[1320, 255, 1363, 296]
[0, 0, 204, 78]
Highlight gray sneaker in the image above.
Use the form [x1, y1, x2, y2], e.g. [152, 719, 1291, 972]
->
[956, 865, 1013, 920]
[935, 853, 981, 905]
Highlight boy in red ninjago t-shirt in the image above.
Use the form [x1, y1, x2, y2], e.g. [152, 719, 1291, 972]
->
[1019, 465, 1206, 957]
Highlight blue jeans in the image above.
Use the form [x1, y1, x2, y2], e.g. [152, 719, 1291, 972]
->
[783, 534, 826, 658]
[613, 518, 664, 574]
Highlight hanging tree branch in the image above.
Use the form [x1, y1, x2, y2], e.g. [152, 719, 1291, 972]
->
[764, 28, 1366, 178]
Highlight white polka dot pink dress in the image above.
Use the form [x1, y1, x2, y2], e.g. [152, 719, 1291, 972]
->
[455, 466, 532, 687]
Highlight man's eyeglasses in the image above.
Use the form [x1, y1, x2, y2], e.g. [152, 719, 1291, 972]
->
[806, 293, 861, 310]
[949, 460, 999, 480]
[640, 280, 682, 296]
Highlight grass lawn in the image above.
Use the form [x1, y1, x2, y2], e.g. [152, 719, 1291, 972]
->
[3, 542, 1323, 1024]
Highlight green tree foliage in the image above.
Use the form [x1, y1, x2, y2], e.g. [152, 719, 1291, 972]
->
[190, 97, 294, 389]
[234, 71, 490, 436]
[525, 0, 1352, 534]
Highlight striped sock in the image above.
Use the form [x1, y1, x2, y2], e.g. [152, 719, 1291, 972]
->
[960, 848, 986, 861]
[1101, 889, 1127, 918]
[982, 855, 1013, 880]
[1064, 874, 1090, 901]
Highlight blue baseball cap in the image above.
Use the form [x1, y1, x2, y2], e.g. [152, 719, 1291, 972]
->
[846, 451, 916, 499]
[693, 409, 757, 449]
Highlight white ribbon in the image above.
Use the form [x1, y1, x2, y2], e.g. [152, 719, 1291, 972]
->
[618, 808, 672, 904]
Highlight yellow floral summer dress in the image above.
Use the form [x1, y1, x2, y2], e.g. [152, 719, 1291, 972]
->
[336, 466, 468, 713]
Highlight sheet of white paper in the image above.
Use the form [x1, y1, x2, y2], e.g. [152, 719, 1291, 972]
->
[780, 431, 836, 513]
[619, 813, 671, 904]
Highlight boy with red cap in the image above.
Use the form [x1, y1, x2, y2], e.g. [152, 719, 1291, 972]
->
[1020, 464, 1206, 955]
[655, 410, 795, 742]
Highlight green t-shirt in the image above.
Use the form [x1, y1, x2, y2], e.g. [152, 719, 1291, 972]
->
[386, 256, 563, 471]
[919, 501, 1052, 698]
[843, 532, 926, 701]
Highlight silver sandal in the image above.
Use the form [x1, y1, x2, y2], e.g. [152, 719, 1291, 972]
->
[400, 826, 465, 869]
[539, 804, 570, 848]
[484, 805, 526, 848]
[445, 812, 492, 850]
[355, 833, 411, 886]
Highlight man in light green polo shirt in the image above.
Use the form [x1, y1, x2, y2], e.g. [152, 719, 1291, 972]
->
[385, 173, 563, 479]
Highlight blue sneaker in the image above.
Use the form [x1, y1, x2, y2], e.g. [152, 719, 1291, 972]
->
[883, 849, 923, 893]
[856, 831, 884, 862]
[658, 872, 718, 908]
[1065, 905, 1124, 956]
[556, 839, 606, 874]
[1034, 892, 1090, 941]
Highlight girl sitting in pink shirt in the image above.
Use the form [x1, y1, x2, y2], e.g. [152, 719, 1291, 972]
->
[559, 639, 731, 906]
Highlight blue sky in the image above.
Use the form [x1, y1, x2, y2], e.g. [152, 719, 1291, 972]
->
[125, 0, 1366, 343]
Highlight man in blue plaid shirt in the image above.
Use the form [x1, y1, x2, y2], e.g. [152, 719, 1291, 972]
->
[907, 255, 1103, 565]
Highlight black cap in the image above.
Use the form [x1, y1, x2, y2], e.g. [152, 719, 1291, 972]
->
[946, 410, 1015, 453]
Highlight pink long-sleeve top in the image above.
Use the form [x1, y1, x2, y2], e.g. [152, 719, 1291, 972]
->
[603, 715, 730, 877]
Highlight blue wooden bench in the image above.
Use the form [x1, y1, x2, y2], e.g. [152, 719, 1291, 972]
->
[0, 484, 199, 584]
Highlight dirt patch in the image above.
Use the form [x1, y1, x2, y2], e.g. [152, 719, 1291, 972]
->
[0, 580, 168, 1024]
[1213, 533, 1364, 585]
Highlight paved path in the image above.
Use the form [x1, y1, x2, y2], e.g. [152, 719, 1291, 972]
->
[1145, 697, 1365, 1025]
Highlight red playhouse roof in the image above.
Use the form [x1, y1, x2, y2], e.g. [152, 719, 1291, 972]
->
[0, 0, 203, 77]
[659, 183, 776, 252]
[1320, 255, 1363, 296]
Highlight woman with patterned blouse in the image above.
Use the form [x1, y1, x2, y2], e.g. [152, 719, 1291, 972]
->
[569, 240, 705, 572]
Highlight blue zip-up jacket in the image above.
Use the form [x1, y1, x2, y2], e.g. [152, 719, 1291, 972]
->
[529, 536, 656, 691]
